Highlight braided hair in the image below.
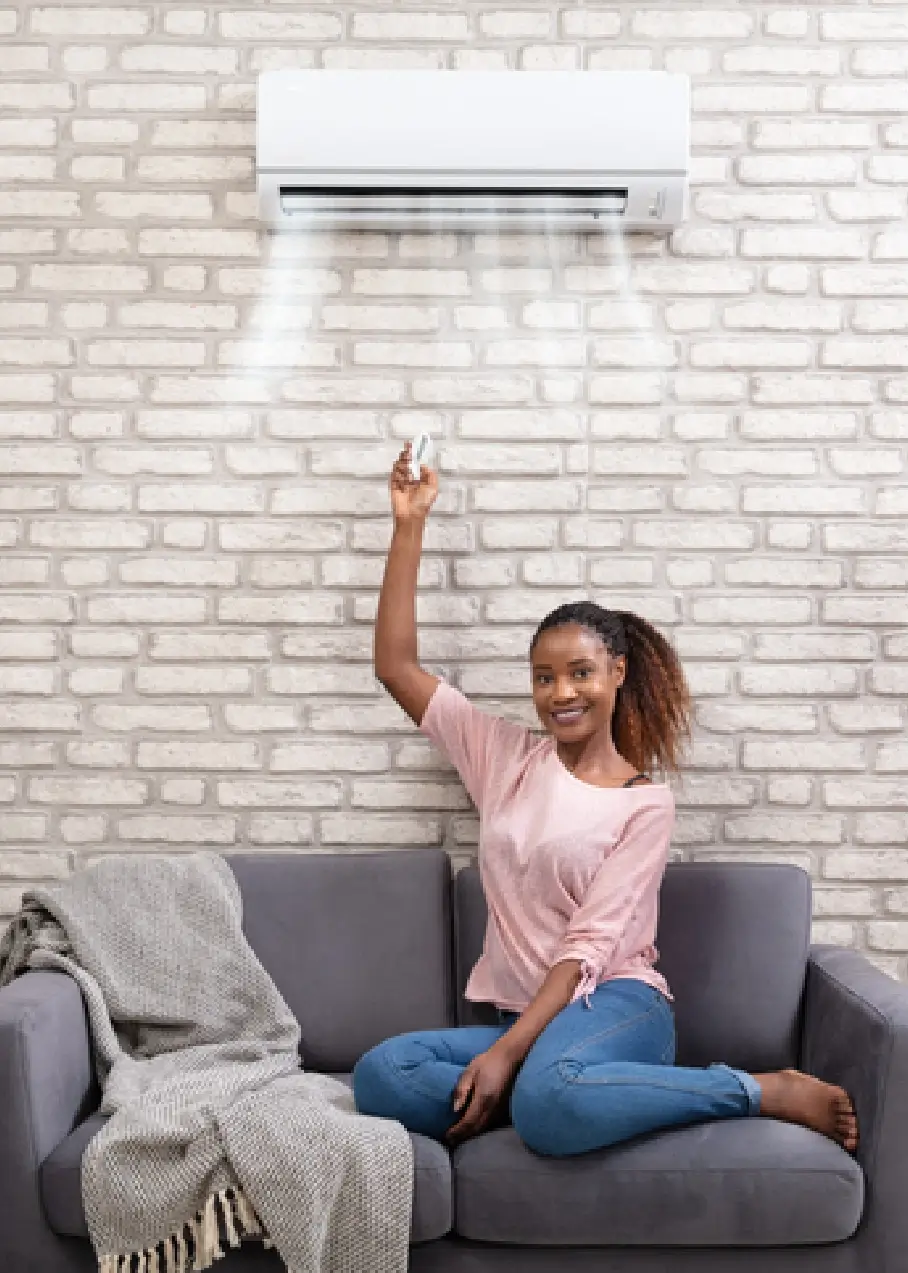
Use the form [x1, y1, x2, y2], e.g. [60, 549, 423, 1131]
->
[530, 601, 691, 777]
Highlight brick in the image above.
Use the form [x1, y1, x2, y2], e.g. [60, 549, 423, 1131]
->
[868, 159, 908, 190]
[72, 119, 137, 145]
[696, 192, 816, 222]
[120, 45, 236, 73]
[320, 814, 441, 846]
[0, 44, 49, 71]
[145, 157, 253, 187]
[412, 376, 532, 406]
[64, 234, 127, 263]
[587, 49, 654, 71]
[738, 156, 857, 188]
[87, 84, 205, 112]
[71, 155, 123, 182]
[723, 48, 839, 75]
[822, 12, 908, 40]
[164, 10, 206, 34]
[853, 48, 908, 78]
[855, 303, 908, 335]
[96, 193, 213, 221]
[0, 701, 79, 731]
[0, 71, 68, 106]
[218, 780, 341, 809]
[0, 340, 71, 368]
[32, 264, 147, 293]
[752, 119, 874, 150]
[0, 190, 78, 218]
[453, 559, 516, 590]
[764, 9, 809, 36]
[665, 49, 712, 75]
[62, 45, 108, 72]
[829, 192, 905, 223]
[825, 597, 908, 626]
[88, 340, 205, 368]
[823, 268, 908, 298]
[91, 704, 209, 733]
[480, 10, 550, 37]
[351, 12, 467, 38]
[151, 121, 253, 149]
[723, 301, 840, 333]
[560, 10, 621, 37]
[633, 10, 752, 37]
[693, 85, 812, 113]
[827, 780, 908, 811]
[822, 85, 908, 113]
[693, 340, 812, 371]
[30, 776, 146, 805]
[823, 340, 908, 370]
[30, 7, 148, 34]
[139, 230, 258, 258]
[218, 595, 342, 626]
[248, 816, 313, 845]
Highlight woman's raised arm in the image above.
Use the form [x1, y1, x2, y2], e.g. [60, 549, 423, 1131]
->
[373, 443, 440, 725]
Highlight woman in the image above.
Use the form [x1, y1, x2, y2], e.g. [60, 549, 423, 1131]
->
[352, 444, 859, 1158]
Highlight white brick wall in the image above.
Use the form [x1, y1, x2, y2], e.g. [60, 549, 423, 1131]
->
[1, 3, 907, 977]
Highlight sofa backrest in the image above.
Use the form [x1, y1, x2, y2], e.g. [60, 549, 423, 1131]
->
[227, 850, 811, 1075]
[455, 860, 811, 1072]
[226, 849, 455, 1072]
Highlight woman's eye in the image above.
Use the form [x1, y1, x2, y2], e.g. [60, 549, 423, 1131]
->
[574, 668, 591, 679]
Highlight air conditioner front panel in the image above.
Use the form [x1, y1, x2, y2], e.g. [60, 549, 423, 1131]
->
[258, 71, 688, 178]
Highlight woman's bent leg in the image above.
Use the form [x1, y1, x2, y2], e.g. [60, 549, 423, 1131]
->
[511, 978, 759, 1157]
[353, 1024, 508, 1141]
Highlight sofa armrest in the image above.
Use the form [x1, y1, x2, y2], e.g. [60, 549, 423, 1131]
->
[802, 945, 908, 1273]
[0, 969, 98, 1272]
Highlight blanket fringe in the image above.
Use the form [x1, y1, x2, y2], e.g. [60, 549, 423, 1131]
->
[97, 1186, 268, 1273]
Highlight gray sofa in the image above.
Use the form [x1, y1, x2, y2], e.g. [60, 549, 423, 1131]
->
[2, 848, 907, 1273]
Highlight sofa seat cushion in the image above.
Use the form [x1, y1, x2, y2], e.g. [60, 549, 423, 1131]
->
[453, 1118, 863, 1247]
[40, 1076, 451, 1246]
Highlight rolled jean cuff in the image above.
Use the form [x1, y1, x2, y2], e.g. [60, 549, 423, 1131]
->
[727, 1065, 762, 1115]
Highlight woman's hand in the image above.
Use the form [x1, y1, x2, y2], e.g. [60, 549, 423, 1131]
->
[391, 443, 438, 527]
[446, 1044, 521, 1147]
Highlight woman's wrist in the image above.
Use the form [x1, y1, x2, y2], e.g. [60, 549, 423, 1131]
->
[392, 516, 427, 540]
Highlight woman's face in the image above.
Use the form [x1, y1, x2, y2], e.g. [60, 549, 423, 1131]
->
[530, 623, 626, 744]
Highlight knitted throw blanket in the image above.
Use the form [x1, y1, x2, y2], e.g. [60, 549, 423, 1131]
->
[0, 852, 413, 1273]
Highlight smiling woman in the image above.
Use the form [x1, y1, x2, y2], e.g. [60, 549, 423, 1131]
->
[356, 446, 859, 1161]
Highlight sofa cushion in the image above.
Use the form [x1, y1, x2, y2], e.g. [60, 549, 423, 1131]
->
[40, 1077, 452, 1246]
[453, 1118, 863, 1246]
[226, 848, 455, 1072]
[456, 861, 810, 1072]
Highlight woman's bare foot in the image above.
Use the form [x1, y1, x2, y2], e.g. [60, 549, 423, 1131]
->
[753, 1069, 858, 1153]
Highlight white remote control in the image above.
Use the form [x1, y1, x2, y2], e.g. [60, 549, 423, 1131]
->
[409, 432, 434, 481]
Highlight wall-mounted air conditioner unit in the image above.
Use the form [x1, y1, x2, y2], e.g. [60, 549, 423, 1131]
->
[256, 71, 689, 233]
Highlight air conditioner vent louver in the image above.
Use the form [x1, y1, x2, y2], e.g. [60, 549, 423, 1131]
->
[278, 187, 630, 230]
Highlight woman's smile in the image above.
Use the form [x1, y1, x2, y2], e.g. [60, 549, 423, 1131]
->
[549, 705, 589, 726]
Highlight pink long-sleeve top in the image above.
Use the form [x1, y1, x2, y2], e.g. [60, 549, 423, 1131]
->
[420, 680, 674, 1012]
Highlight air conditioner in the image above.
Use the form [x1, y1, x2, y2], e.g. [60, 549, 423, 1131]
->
[256, 70, 689, 234]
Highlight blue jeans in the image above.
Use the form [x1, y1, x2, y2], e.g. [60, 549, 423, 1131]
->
[353, 978, 761, 1157]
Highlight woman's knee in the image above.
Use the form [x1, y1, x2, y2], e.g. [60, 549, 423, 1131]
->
[511, 1058, 627, 1157]
[351, 1033, 404, 1115]
[510, 1063, 574, 1156]
[352, 1035, 421, 1118]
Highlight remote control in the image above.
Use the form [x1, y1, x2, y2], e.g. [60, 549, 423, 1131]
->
[409, 432, 434, 481]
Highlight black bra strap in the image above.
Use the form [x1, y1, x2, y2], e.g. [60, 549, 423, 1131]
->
[622, 773, 651, 787]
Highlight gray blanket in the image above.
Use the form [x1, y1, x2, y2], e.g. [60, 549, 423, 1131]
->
[0, 851, 413, 1273]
